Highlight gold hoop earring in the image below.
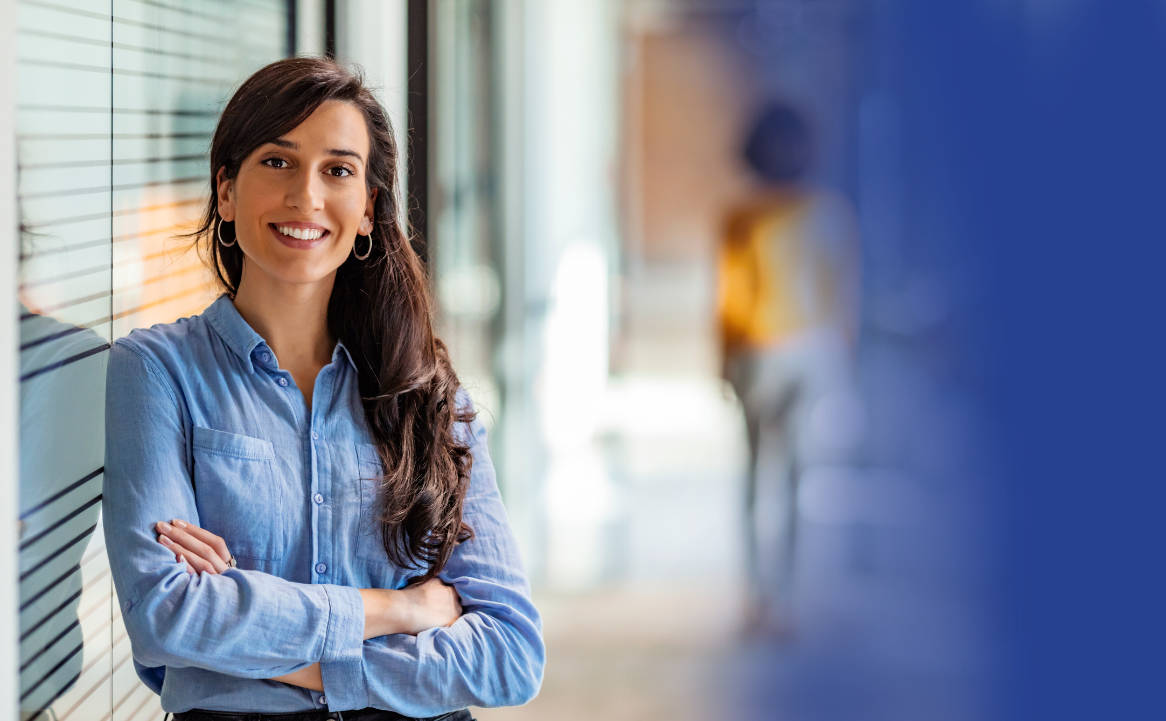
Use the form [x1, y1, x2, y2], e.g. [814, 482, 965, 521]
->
[354, 228, 373, 261]
[216, 214, 236, 247]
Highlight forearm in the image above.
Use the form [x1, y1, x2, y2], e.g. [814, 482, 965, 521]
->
[271, 663, 324, 691]
[117, 565, 367, 678]
[357, 597, 544, 715]
[145, 525, 413, 685]
[147, 522, 415, 680]
[358, 587, 414, 639]
[268, 588, 412, 690]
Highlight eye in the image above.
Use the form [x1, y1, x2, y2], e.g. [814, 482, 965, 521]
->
[261, 157, 288, 169]
[329, 166, 355, 178]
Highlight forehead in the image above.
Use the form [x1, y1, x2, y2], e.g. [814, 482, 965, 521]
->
[273, 99, 370, 159]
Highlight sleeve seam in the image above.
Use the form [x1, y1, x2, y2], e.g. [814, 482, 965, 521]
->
[116, 340, 182, 411]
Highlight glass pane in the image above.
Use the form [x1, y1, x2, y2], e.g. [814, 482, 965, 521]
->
[15, 2, 290, 719]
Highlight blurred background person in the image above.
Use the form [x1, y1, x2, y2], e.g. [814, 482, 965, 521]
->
[717, 101, 861, 636]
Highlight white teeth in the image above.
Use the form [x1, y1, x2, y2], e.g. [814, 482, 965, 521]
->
[275, 225, 325, 240]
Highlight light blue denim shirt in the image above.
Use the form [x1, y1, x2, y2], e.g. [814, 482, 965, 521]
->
[102, 293, 544, 716]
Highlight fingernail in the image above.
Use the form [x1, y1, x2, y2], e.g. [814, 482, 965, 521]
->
[172, 520, 187, 528]
[159, 536, 172, 545]
[158, 521, 171, 531]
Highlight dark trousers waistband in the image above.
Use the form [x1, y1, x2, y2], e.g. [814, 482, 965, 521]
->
[171, 707, 473, 721]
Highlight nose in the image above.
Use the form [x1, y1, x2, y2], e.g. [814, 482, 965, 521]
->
[285, 167, 325, 212]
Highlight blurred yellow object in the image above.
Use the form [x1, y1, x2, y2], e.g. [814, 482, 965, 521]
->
[717, 191, 857, 358]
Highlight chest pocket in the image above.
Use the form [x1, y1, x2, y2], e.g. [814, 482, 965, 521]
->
[354, 442, 394, 566]
[192, 426, 282, 562]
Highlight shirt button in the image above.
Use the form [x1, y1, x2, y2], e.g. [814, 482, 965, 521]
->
[319, 695, 327, 705]
[311, 431, 319, 440]
[278, 377, 288, 387]
[315, 562, 327, 574]
[260, 351, 271, 363]
[313, 493, 324, 504]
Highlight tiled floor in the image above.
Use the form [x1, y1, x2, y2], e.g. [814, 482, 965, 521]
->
[474, 584, 743, 721]
[472, 363, 994, 720]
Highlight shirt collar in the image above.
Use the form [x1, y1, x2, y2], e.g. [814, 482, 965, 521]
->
[203, 293, 359, 374]
[332, 338, 359, 374]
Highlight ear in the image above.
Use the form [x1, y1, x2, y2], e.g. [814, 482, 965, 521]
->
[361, 186, 379, 234]
[215, 166, 235, 222]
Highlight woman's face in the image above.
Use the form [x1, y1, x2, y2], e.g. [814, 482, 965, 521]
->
[215, 99, 378, 289]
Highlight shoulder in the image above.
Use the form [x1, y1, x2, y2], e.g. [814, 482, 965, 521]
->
[108, 307, 215, 387]
[454, 385, 476, 415]
[452, 386, 488, 448]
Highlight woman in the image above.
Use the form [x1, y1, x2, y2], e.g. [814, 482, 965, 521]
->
[102, 58, 544, 721]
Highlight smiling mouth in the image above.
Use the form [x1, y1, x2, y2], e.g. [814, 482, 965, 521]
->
[269, 223, 330, 241]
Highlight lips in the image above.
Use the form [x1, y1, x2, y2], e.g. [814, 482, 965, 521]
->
[268, 223, 330, 249]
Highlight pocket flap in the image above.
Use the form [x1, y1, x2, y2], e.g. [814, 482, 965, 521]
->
[193, 426, 274, 461]
[355, 441, 382, 467]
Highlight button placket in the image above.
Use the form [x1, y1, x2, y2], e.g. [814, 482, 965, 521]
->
[310, 366, 338, 586]
[310, 434, 325, 580]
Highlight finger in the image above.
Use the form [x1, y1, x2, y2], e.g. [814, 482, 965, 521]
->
[170, 520, 231, 565]
[157, 522, 227, 573]
[160, 535, 214, 574]
[158, 534, 222, 574]
[184, 547, 218, 575]
[172, 550, 195, 576]
[156, 521, 219, 560]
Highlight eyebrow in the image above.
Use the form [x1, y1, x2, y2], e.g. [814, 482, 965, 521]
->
[266, 138, 364, 165]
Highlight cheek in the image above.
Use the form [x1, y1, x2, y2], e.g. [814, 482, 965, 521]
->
[233, 180, 278, 219]
[332, 194, 368, 243]
[340, 186, 372, 216]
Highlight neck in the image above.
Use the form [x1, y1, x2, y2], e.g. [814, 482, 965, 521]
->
[232, 265, 336, 370]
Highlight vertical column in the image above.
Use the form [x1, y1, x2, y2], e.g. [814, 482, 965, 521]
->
[1, 0, 21, 718]
[334, 0, 409, 219]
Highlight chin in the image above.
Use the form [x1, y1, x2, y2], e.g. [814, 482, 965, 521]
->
[248, 252, 345, 288]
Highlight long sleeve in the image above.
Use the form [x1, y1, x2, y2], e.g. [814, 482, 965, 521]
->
[319, 393, 545, 715]
[102, 340, 365, 681]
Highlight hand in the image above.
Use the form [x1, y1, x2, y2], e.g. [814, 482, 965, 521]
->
[397, 576, 463, 635]
[154, 519, 233, 575]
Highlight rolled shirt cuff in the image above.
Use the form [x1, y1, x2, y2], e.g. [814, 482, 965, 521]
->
[318, 584, 368, 711]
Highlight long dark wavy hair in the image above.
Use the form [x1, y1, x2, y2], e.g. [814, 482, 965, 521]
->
[184, 57, 475, 582]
